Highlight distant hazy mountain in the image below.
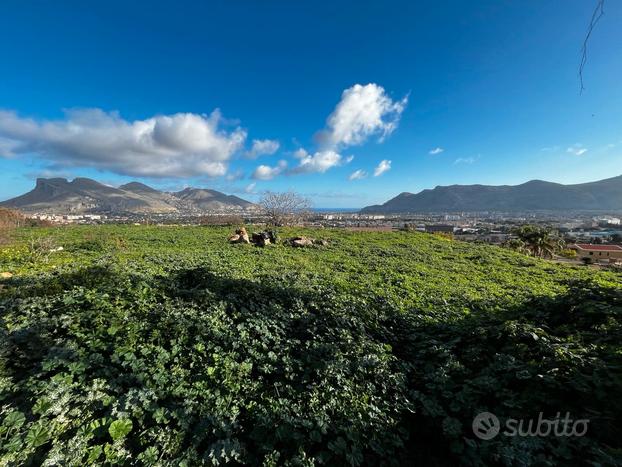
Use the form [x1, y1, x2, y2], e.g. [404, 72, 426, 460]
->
[361, 175, 622, 213]
[1, 177, 256, 214]
[172, 187, 254, 211]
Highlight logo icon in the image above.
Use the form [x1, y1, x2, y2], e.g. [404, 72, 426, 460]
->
[472, 412, 500, 440]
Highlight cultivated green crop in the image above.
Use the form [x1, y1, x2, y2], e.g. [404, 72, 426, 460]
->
[0, 225, 620, 465]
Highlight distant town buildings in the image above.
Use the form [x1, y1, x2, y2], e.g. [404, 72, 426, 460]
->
[425, 224, 455, 234]
[596, 216, 621, 226]
[569, 244, 622, 264]
[32, 213, 103, 224]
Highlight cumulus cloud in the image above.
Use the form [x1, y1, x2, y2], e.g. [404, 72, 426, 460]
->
[429, 147, 444, 155]
[246, 138, 280, 158]
[288, 83, 404, 176]
[373, 159, 391, 177]
[252, 160, 287, 180]
[348, 169, 367, 180]
[290, 150, 350, 174]
[0, 108, 247, 178]
[317, 83, 408, 148]
[567, 144, 587, 156]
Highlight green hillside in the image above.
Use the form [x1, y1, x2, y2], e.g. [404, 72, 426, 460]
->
[1, 226, 621, 465]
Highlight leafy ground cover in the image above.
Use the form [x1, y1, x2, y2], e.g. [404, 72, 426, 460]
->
[0, 225, 621, 465]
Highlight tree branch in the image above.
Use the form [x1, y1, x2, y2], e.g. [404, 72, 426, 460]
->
[579, 0, 605, 94]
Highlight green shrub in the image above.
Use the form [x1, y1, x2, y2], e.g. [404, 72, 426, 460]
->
[559, 249, 577, 259]
[0, 226, 621, 465]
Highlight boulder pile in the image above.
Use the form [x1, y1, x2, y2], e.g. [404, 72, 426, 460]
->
[288, 236, 329, 247]
[228, 229, 328, 248]
[229, 228, 277, 246]
[251, 231, 277, 247]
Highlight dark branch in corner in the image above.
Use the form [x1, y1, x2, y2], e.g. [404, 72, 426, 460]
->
[579, 0, 605, 94]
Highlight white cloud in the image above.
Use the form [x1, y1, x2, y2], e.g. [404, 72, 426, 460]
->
[429, 147, 444, 155]
[291, 150, 349, 174]
[293, 148, 309, 159]
[286, 83, 404, 177]
[244, 182, 257, 193]
[252, 160, 287, 180]
[0, 137, 19, 157]
[349, 169, 367, 180]
[263, 83, 406, 180]
[567, 144, 587, 156]
[373, 159, 391, 177]
[453, 157, 476, 164]
[246, 138, 280, 158]
[318, 83, 407, 148]
[0, 108, 246, 178]
[225, 169, 245, 182]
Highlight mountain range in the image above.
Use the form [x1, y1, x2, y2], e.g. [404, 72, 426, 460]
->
[1, 178, 255, 214]
[361, 175, 622, 213]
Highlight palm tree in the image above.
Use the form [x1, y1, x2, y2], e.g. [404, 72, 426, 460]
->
[504, 238, 529, 255]
[512, 225, 564, 259]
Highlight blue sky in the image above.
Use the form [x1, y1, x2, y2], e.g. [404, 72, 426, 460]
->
[0, 0, 621, 207]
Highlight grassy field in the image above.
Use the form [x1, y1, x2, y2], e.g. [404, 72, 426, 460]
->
[1, 225, 621, 465]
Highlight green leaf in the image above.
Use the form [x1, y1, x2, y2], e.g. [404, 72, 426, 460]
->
[108, 418, 133, 441]
[25, 422, 49, 448]
[87, 445, 103, 464]
[138, 446, 159, 465]
[2, 411, 25, 430]
[32, 399, 52, 415]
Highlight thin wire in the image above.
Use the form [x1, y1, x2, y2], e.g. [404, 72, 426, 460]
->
[579, 0, 605, 94]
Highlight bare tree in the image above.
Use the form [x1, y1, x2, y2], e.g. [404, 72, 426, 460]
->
[259, 191, 312, 226]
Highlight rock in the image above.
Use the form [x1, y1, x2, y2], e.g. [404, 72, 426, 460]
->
[266, 230, 278, 244]
[0, 272, 13, 279]
[252, 232, 271, 247]
[258, 237, 271, 247]
[290, 236, 314, 247]
[229, 227, 250, 244]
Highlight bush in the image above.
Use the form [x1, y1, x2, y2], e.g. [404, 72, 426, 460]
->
[1, 227, 621, 465]
[1, 262, 620, 465]
[0, 208, 27, 229]
[199, 215, 245, 226]
[26, 236, 57, 263]
[70, 231, 126, 253]
[0, 265, 410, 465]
[559, 248, 577, 259]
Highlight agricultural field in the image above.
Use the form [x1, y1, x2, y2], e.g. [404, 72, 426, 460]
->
[1, 225, 621, 466]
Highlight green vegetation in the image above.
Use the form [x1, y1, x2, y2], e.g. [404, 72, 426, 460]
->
[505, 225, 565, 259]
[1, 225, 621, 466]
